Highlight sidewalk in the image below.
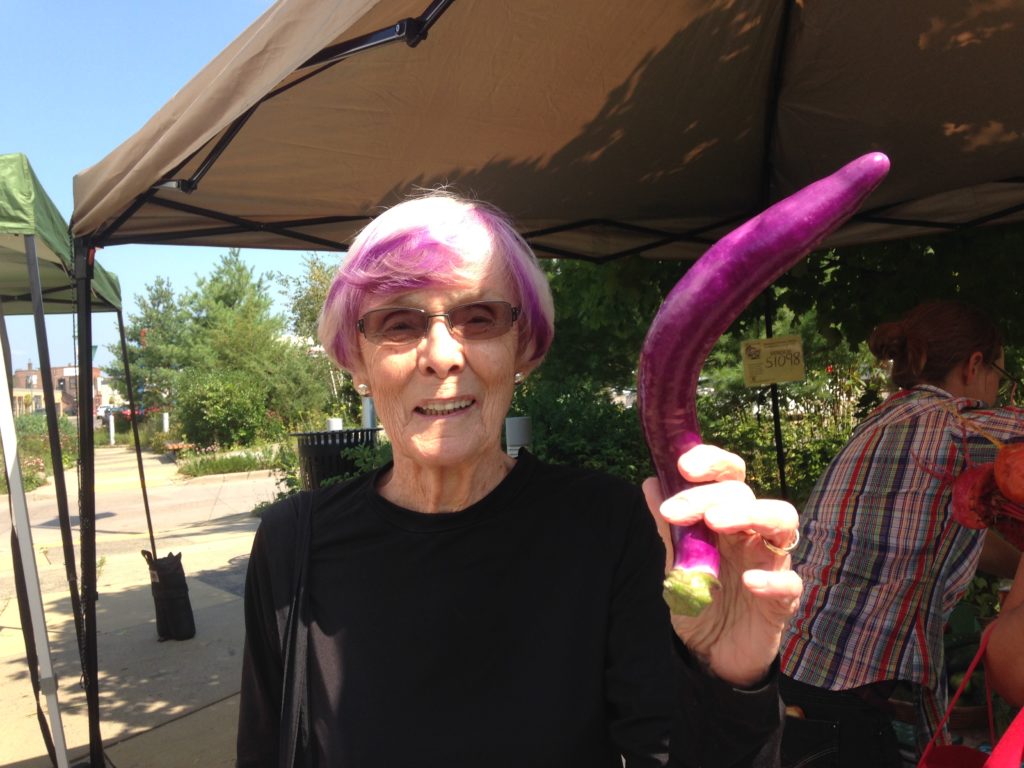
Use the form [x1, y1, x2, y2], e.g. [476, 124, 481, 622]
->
[0, 446, 280, 767]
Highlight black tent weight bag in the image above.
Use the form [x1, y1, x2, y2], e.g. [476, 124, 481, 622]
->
[142, 549, 196, 641]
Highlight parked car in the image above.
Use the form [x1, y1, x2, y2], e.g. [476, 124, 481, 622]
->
[114, 405, 161, 419]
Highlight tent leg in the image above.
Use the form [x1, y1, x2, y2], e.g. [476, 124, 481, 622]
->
[0, 323, 71, 768]
[25, 234, 88, 672]
[763, 294, 789, 500]
[74, 237, 104, 766]
[116, 309, 156, 555]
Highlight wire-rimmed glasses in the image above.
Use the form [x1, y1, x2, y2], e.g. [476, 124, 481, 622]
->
[357, 300, 520, 345]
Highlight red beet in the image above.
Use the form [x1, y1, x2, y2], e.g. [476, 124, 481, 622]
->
[994, 443, 1024, 505]
[951, 461, 1024, 550]
[951, 464, 997, 530]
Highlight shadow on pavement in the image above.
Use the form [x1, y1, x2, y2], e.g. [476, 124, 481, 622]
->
[2, 547, 254, 765]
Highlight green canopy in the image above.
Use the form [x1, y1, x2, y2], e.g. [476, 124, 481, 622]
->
[1, 153, 120, 314]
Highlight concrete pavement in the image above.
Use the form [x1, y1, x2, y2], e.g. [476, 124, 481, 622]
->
[0, 445, 280, 767]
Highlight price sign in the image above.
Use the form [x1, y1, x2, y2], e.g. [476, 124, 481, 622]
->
[741, 335, 806, 387]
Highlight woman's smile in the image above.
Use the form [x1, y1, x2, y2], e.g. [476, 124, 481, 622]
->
[414, 397, 476, 417]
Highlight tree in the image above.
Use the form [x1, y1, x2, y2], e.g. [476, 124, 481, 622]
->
[104, 276, 193, 407]
[511, 257, 684, 484]
[778, 223, 1024, 359]
[536, 257, 685, 389]
[108, 249, 335, 444]
[275, 253, 361, 425]
[276, 253, 339, 341]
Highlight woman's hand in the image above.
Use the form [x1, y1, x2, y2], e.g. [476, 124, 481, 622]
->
[642, 444, 803, 688]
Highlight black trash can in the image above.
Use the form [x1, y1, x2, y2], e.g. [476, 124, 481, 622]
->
[293, 428, 381, 490]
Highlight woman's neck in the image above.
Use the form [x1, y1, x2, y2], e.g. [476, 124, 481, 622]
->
[377, 449, 515, 513]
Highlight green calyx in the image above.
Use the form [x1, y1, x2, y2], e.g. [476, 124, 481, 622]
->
[662, 569, 718, 617]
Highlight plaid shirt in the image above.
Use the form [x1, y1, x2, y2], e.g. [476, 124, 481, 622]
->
[781, 385, 1024, 742]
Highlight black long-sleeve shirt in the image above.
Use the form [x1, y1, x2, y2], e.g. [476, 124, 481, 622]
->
[237, 450, 782, 766]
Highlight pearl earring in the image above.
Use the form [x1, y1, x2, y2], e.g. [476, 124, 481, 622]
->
[356, 383, 370, 396]
[513, 372, 525, 386]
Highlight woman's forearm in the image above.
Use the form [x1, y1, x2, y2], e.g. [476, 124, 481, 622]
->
[987, 557, 1024, 707]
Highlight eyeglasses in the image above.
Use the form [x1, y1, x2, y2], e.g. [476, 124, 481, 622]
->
[990, 361, 1023, 405]
[357, 300, 521, 345]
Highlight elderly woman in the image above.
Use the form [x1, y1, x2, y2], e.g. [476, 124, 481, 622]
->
[237, 193, 802, 767]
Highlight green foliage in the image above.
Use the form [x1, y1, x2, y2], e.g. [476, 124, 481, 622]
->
[93, 414, 174, 450]
[320, 441, 394, 487]
[104, 276, 193, 408]
[177, 445, 280, 477]
[107, 249, 338, 445]
[513, 380, 652, 485]
[272, 440, 302, 499]
[275, 252, 361, 425]
[516, 257, 882, 505]
[275, 253, 337, 341]
[176, 370, 270, 448]
[539, 258, 683, 387]
[140, 414, 183, 453]
[961, 572, 1004, 623]
[692, 306, 883, 506]
[779, 223, 1024, 349]
[270, 437, 392, 499]
[0, 413, 78, 493]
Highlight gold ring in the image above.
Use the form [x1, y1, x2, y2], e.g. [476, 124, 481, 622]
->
[761, 529, 799, 556]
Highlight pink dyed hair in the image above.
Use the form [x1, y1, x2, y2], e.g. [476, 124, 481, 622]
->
[318, 192, 555, 372]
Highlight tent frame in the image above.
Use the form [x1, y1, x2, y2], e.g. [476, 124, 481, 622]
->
[2, 233, 84, 768]
[91, 0, 455, 253]
[67, 2, 1024, 765]
[80, 0, 1024, 262]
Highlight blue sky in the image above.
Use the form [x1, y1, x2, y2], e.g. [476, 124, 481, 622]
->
[5, 1, 321, 371]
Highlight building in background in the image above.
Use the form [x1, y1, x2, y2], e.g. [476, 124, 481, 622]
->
[11, 362, 113, 417]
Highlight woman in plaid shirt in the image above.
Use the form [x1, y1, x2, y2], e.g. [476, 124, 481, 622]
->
[779, 300, 1023, 767]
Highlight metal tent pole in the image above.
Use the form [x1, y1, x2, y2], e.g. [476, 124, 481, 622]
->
[74, 237, 103, 766]
[0, 240, 70, 768]
[25, 234, 88, 669]
[763, 293, 789, 500]
[116, 309, 156, 556]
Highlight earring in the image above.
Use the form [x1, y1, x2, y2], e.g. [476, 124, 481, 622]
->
[356, 383, 370, 396]
[513, 372, 525, 386]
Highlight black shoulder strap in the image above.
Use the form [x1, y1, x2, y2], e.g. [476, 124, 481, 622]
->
[278, 492, 314, 768]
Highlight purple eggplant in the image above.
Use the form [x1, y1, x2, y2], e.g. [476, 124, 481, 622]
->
[637, 152, 891, 615]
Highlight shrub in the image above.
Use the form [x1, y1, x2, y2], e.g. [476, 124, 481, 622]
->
[0, 413, 78, 493]
[320, 441, 393, 487]
[177, 445, 279, 477]
[176, 370, 270, 448]
[513, 381, 653, 485]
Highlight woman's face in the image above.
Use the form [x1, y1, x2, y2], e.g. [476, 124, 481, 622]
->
[350, 266, 527, 472]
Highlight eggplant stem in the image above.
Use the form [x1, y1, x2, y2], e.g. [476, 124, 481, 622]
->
[663, 568, 719, 617]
